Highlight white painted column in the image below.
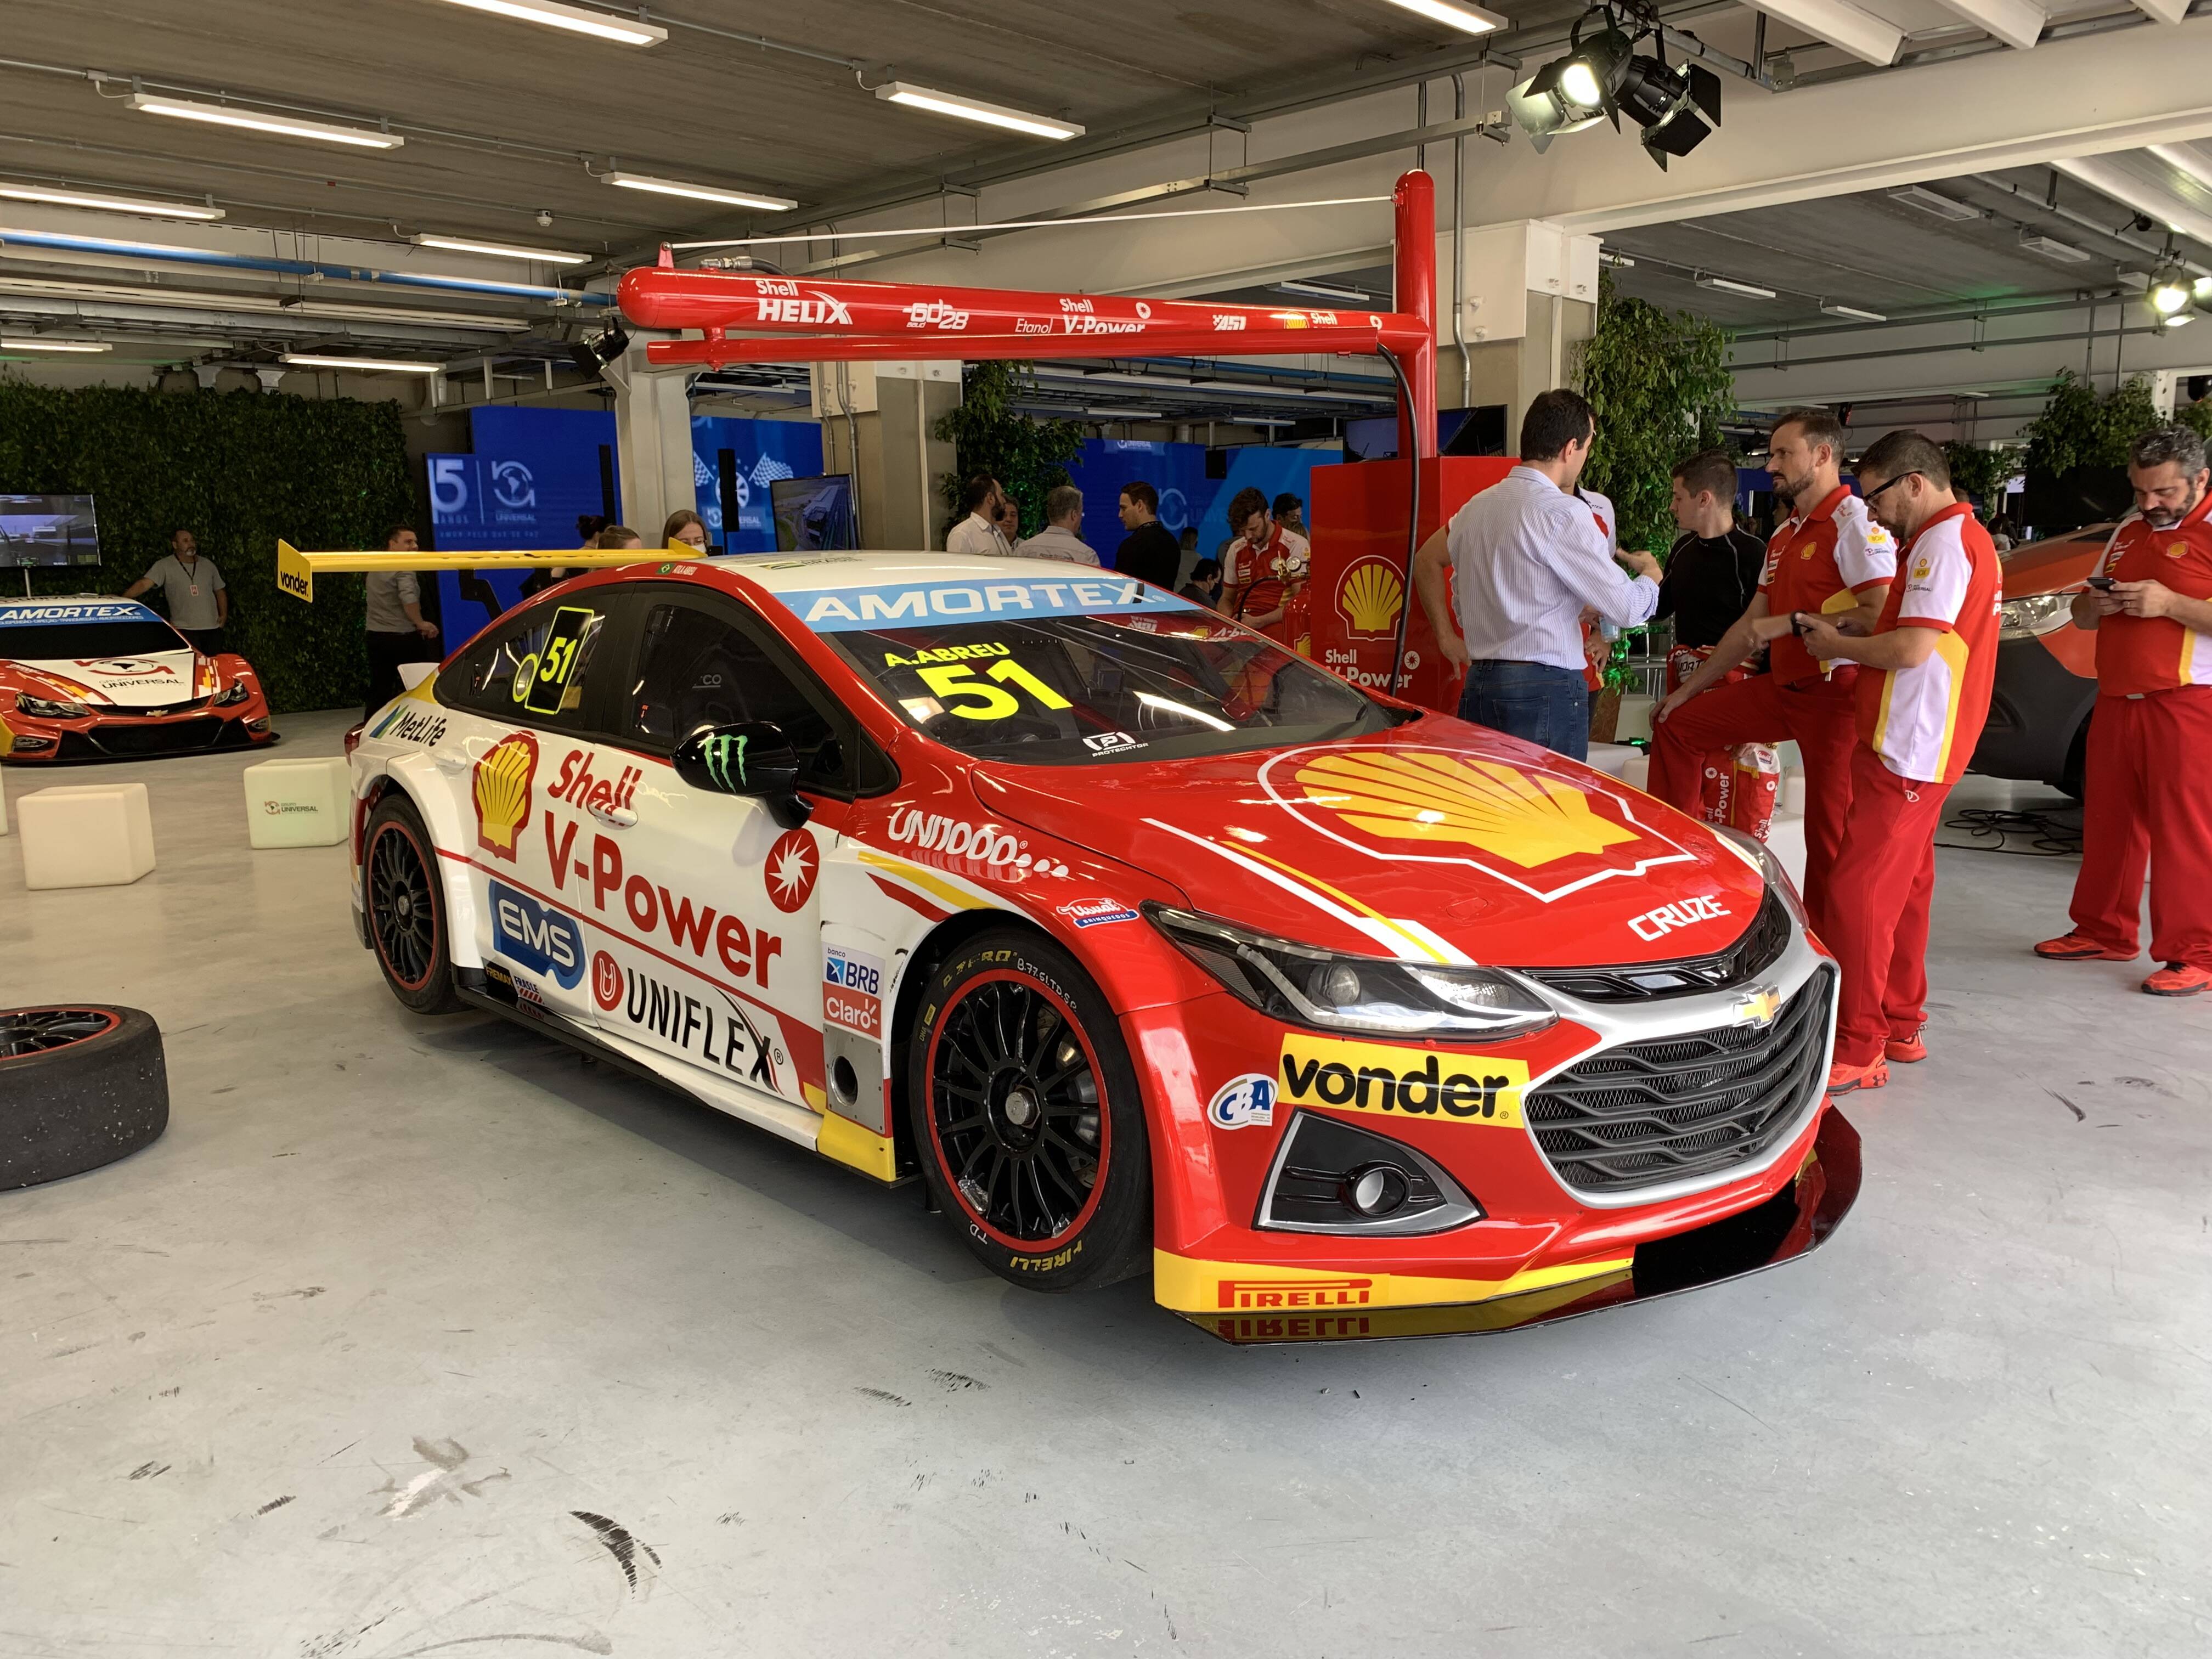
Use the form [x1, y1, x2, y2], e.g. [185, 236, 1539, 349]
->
[605, 343, 697, 539]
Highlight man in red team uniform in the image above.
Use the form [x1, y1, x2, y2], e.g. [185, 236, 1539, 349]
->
[1651, 409, 1895, 940]
[1791, 432, 2000, 1093]
[1221, 486, 1310, 645]
[2035, 425, 2212, 996]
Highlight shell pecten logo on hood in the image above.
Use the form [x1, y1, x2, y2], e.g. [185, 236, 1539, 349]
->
[1262, 744, 1694, 903]
[473, 731, 539, 862]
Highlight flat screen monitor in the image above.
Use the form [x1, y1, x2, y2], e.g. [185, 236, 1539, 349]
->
[0, 494, 101, 568]
[771, 474, 855, 551]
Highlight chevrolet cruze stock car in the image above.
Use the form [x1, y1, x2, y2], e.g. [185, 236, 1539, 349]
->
[0, 595, 270, 761]
[347, 552, 1857, 1343]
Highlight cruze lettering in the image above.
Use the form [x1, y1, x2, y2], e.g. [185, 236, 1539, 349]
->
[1627, 893, 1731, 942]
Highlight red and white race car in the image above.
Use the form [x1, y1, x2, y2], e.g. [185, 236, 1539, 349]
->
[346, 552, 1856, 1343]
[0, 596, 270, 763]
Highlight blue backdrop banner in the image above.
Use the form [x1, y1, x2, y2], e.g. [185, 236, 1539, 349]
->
[1060, 438, 1343, 573]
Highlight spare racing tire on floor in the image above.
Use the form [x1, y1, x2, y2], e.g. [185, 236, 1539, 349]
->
[1, 1007, 169, 1190]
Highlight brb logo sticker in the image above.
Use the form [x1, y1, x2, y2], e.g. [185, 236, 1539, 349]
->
[490, 879, 585, 989]
[822, 945, 884, 1037]
[473, 731, 538, 861]
[1207, 1073, 1277, 1131]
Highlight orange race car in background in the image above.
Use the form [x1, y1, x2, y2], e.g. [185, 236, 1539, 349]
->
[1971, 524, 2112, 796]
[0, 596, 271, 762]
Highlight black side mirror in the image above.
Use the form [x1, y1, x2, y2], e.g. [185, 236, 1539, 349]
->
[673, 721, 812, 828]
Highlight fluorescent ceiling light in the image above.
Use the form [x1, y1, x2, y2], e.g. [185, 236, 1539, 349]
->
[412, 233, 587, 265]
[1275, 279, 1376, 302]
[2018, 230, 2090, 263]
[0, 182, 223, 220]
[280, 353, 443, 373]
[130, 94, 402, 149]
[427, 0, 665, 45]
[1742, 0, 1903, 66]
[605, 171, 797, 211]
[1696, 273, 1776, 298]
[1820, 302, 1887, 321]
[1376, 0, 1508, 35]
[873, 82, 1084, 141]
[0, 337, 112, 352]
[1928, 0, 2045, 51]
[1888, 184, 1980, 222]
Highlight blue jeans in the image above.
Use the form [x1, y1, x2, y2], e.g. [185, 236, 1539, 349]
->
[1457, 660, 1590, 761]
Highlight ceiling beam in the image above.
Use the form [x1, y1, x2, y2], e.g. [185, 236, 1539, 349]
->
[1931, 0, 2049, 50]
[2053, 154, 2212, 247]
[2132, 0, 2190, 20]
[1740, 0, 1903, 67]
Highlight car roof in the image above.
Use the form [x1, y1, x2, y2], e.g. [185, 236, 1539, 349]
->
[709, 551, 1113, 594]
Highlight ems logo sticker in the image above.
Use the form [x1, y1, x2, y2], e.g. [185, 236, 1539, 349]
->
[1261, 744, 1693, 902]
[1207, 1073, 1277, 1130]
[1277, 1033, 1529, 1126]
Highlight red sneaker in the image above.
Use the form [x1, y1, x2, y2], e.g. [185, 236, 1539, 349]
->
[1826, 1058, 1889, 1094]
[2034, 932, 2136, 962]
[1885, 1026, 1927, 1064]
[2142, 963, 2212, 997]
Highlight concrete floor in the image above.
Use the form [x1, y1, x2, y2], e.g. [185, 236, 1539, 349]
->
[2, 712, 2208, 1659]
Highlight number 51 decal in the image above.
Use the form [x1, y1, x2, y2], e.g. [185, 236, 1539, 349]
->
[520, 605, 596, 716]
[915, 658, 1072, 720]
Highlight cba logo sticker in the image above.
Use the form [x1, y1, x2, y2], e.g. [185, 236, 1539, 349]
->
[473, 731, 539, 861]
[1277, 1032, 1528, 1125]
[765, 828, 819, 912]
[591, 950, 624, 1011]
[490, 879, 585, 989]
[1335, 556, 1405, 638]
[1207, 1073, 1277, 1130]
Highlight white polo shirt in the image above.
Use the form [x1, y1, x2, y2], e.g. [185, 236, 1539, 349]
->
[946, 512, 1012, 557]
[1447, 466, 1656, 672]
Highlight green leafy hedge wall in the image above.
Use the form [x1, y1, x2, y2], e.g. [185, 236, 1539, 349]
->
[0, 379, 414, 712]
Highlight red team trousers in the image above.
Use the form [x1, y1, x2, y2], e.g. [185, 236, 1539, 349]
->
[1824, 747, 1951, 1068]
[2067, 685, 2212, 969]
[1649, 670, 1860, 940]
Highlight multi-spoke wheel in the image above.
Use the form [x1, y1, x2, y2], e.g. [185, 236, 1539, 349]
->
[910, 929, 1151, 1290]
[364, 793, 461, 1015]
[0, 1005, 167, 1189]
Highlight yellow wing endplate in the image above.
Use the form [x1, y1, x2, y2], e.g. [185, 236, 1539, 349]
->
[273, 540, 654, 603]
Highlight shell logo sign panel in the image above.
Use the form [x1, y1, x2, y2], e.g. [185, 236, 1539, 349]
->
[1262, 744, 1694, 902]
[473, 731, 539, 862]
[1335, 555, 1405, 638]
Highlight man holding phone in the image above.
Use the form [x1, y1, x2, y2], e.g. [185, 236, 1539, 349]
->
[2035, 425, 2212, 996]
[1791, 432, 2000, 1092]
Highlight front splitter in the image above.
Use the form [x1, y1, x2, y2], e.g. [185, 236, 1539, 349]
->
[1179, 1107, 1862, 1345]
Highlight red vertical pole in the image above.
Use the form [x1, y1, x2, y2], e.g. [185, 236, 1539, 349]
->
[1393, 168, 1438, 463]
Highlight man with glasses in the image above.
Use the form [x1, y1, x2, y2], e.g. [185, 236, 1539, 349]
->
[1791, 432, 2000, 1092]
[1649, 407, 1895, 939]
[2035, 424, 2212, 997]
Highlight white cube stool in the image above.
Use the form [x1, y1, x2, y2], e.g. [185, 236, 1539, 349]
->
[1584, 741, 1637, 780]
[1621, 750, 1651, 793]
[243, 755, 351, 849]
[19, 782, 155, 889]
[1613, 693, 1657, 743]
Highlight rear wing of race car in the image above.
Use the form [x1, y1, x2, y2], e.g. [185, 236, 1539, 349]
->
[273, 539, 649, 603]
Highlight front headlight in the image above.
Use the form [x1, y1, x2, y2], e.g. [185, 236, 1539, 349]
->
[1998, 591, 2075, 640]
[1146, 904, 1556, 1040]
[16, 691, 89, 719]
[211, 676, 251, 707]
[1716, 826, 1808, 928]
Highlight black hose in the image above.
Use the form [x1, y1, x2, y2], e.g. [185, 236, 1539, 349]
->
[1376, 343, 1423, 699]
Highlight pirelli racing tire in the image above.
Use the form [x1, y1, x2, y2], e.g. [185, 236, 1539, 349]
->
[1, 1007, 169, 1190]
[364, 792, 464, 1015]
[910, 928, 1152, 1292]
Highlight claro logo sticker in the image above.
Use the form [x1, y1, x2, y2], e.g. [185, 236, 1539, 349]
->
[822, 945, 884, 1038]
[1277, 1034, 1529, 1126]
[473, 732, 539, 861]
[489, 879, 585, 989]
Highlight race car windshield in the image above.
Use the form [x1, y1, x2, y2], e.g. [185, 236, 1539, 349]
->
[826, 612, 1403, 764]
[0, 619, 186, 659]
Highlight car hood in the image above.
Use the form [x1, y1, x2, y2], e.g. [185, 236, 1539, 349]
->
[968, 716, 1768, 969]
[8, 650, 199, 707]
[2001, 527, 2111, 598]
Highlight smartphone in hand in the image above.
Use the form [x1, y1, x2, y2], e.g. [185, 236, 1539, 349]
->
[2085, 575, 2117, 592]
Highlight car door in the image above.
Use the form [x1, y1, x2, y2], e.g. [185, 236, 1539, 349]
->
[433, 589, 637, 1027]
[583, 586, 874, 1110]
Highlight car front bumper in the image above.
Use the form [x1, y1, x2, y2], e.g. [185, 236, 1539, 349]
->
[0, 703, 272, 762]
[1970, 633, 2096, 786]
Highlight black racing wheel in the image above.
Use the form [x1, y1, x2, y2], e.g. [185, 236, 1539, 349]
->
[909, 927, 1151, 1291]
[364, 792, 462, 1015]
[1, 1006, 168, 1189]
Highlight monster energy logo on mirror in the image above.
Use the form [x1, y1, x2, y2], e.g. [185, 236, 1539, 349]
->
[702, 733, 747, 790]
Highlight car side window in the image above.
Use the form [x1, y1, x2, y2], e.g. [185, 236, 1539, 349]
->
[625, 600, 856, 793]
[441, 599, 612, 731]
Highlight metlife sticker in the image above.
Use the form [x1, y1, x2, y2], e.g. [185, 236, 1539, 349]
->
[778, 577, 1201, 634]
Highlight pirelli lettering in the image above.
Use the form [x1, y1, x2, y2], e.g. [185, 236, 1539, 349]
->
[1276, 1035, 1530, 1126]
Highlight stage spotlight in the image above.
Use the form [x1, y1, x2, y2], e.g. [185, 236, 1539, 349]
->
[1616, 56, 1720, 166]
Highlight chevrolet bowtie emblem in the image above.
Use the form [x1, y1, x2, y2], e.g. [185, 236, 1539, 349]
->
[1735, 986, 1782, 1026]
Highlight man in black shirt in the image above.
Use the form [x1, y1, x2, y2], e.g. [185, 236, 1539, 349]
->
[1114, 481, 1182, 588]
[1658, 449, 1781, 837]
